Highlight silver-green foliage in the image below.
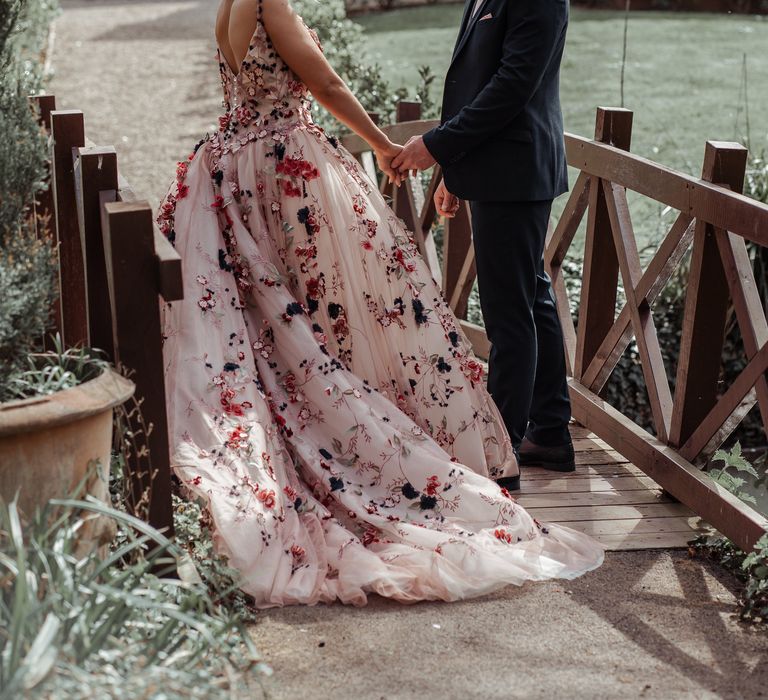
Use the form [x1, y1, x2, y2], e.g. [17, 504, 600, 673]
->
[0, 495, 268, 699]
[0, 0, 58, 396]
[3, 336, 109, 400]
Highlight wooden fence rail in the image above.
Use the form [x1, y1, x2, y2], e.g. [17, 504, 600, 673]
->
[343, 104, 768, 552]
[31, 94, 180, 536]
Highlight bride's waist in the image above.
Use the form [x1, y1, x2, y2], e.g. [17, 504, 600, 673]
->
[218, 102, 311, 135]
[214, 107, 314, 156]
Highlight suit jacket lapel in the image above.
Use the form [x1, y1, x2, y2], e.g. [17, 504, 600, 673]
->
[451, 0, 478, 62]
[450, 0, 492, 66]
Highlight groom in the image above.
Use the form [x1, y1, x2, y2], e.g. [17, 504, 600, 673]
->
[392, 0, 575, 476]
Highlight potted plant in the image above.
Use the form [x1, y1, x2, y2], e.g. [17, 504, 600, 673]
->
[0, 343, 134, 529]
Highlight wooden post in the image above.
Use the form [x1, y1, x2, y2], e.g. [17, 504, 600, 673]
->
[74, 146, 118, 359]
[50, 110, 88, 347]
[388, 101, 423, 231]
[442, 203, 474, 319]
[669, 142, 747, 448]
[101, 199, 176, 536]
[396, 101, 422, 123]
[418, 167, 444, 280]
[573, 107, 633, 380]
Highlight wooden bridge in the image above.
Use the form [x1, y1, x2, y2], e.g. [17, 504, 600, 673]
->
[32, 95, 768, 553]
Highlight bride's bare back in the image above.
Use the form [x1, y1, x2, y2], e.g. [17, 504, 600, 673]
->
[214, 0, 400, 179]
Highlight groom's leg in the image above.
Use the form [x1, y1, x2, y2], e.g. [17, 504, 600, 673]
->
[470, 200, 554, 449]
[526, 255, 572, 447]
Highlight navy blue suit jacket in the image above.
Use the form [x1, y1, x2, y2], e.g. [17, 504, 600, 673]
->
[423, 0, 570, 202]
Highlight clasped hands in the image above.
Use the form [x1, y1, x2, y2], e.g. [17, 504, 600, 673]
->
[374, 136, 460, 219]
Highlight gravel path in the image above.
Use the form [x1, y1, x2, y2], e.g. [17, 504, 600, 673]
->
[50, 0, 223, 213]
[49, 3, 768, 699]
[255, 551, 768, 700]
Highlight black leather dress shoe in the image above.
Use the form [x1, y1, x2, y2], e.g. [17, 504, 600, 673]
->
[518, 437, 575, 472]
[495, 474, 521, 492]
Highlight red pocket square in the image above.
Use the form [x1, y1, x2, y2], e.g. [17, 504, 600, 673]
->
[479, 12, 493, 20]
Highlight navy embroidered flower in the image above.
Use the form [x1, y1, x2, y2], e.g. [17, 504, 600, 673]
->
[419, 495, 437, 510]
[402, 482, 420, 500]
[412, 299, 428, 326]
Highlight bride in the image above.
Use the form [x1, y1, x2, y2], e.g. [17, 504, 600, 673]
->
[157, 0, 603, 607]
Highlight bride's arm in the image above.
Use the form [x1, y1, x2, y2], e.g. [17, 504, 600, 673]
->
[255, 0, 401, 182]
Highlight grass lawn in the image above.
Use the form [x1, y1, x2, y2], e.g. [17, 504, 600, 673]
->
[355, 8, 768, 248]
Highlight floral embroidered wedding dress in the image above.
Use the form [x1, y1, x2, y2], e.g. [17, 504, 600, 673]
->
[157, 2, 603, 607]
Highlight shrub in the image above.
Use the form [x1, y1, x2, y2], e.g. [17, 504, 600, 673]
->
[0, 0, 58, 398]
[690, 446, 767, 623]
[293, 0, 437, 130]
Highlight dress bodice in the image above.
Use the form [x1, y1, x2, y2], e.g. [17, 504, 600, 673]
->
[214, 13, 319, 156]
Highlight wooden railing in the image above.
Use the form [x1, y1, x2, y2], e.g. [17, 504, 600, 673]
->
[31, 94, 180, 536]
[343, 104, 768, 552]
[34, 91, 768, 550]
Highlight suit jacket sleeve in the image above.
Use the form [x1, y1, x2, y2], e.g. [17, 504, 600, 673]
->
[423, 0, 567, 165]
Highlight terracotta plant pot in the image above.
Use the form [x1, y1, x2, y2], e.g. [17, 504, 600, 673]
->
[0, 369, 135, 539]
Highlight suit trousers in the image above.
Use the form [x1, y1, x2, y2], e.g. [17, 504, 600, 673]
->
[469, 199, 572, 449]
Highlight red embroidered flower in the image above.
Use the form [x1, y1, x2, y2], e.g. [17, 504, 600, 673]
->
[282, 372, 297, 395]
[234, 106, 252, 125]
[258, 489, 276, 509]
[393, 248, 416, 272]
[287, 79, 306, 98]
[276, 156, 319, 181]
[494, 529, 513, 544]
[290, 544, 306, 560]
[460, 357, 484, 385]
[306, 275, 325, 299]
[352, 194, 366, 215]
[294, 243, 317, 260]
[159, 200, 175, 220]
[332, 318, 349, 337]
[211, 194, 225, 209]
[425, 475, 441, 496]
[198, 291, 215, 310]
[176, 183, 189, 200]
[281, 180, 302, 197]
[218, 113, 231, 130]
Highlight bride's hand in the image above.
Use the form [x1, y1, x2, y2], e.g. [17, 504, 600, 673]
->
[374, 140, 404, 187]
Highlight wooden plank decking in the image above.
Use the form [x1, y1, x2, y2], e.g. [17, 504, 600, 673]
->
[517, 426, 709, 550]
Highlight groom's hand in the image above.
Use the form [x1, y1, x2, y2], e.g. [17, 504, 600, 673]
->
[434, 179, 460, 219]
[391, 135, 436, 177]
